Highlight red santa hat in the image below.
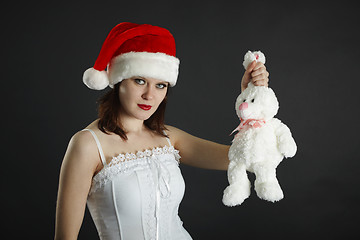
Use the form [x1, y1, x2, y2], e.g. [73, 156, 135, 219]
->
[83, 22, 180, 90]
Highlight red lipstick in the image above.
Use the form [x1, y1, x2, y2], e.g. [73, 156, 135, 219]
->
[138, 104, 152, 111]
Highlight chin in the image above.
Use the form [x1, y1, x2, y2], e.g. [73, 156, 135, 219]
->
[139, 116, 152, 121]
[136, 111, 156, 121]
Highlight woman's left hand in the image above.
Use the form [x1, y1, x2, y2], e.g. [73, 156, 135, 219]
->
[241, 60, 269, 92]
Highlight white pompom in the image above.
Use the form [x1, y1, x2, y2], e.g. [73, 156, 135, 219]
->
[242, 50, 266, 70]
[83, 68, 109, 90]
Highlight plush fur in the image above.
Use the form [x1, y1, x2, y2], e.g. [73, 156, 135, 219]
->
[222, 81, 297, 206]
[108, 51, 180, 87]
[83, 67, 109, 90]
[242, 50, 266, 70]
[82, 51, 179, 90]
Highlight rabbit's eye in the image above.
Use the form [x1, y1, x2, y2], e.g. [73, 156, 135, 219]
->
[251, 99, 255, 103]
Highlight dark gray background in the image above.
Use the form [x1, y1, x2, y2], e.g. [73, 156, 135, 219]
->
[2, 0, 359, 239]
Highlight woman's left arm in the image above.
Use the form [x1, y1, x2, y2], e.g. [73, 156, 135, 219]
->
[166, 125, 230, 170]
[167, 60, 269, 170]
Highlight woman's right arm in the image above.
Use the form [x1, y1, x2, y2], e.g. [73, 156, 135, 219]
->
[55, 131, 101, 240]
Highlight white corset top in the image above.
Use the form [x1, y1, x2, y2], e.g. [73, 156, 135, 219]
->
[83, 129, 192, 240]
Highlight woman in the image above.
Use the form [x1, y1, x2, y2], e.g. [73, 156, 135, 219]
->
[55, 22, 269, 240]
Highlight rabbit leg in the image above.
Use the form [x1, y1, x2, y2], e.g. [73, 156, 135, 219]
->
[223, 161, 251, 206]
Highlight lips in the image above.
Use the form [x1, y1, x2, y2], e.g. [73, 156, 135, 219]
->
[138, 104, 152, 111]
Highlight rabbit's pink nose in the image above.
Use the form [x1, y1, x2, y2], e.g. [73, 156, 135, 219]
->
[239, 102, 248, 110]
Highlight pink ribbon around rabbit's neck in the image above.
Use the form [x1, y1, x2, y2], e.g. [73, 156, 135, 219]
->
[230, 118, 266, 140]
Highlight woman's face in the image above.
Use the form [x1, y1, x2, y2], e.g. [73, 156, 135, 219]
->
[118, 76, 169, 121]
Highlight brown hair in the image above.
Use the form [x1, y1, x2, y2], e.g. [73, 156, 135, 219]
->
[97, 82, 168, 140]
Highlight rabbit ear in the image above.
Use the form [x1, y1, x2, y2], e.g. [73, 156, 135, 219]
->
[253, 51, 266, 65]
[242, 50, 266, 69]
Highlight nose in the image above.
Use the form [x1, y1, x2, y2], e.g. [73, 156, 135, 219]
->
[141, 86, 154, 100]
[239, 102, 248, 110]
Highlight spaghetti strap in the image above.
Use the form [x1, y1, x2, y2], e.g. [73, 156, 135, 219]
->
[82, 129, 107, 166]
[163, 130, 173, 147]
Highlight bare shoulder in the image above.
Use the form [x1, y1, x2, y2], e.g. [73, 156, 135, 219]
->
[164, 125, 184, 138]
[69, 130, 97, 153]
[164, 125, 181, 134]
[83, 118, 112, 139]
[164, 125, 198, 147]
[63, 129, 100, 171]
[84, 119, 101, 133]
[164, 125, 180, 146]
[165, 125, 197, 137]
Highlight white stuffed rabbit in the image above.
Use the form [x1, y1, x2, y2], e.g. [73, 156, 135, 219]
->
[222, 51, 297, 206]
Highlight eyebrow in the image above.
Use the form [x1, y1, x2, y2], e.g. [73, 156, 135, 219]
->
[150, 79, 169, 86]
[158, 82, 169, 85]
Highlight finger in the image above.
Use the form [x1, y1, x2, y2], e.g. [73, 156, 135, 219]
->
[251, 67, 268, 78]
[251, 73, 268, 82]
[253, 62, 266, 71]
[246, 60, 257, 73]
[252, 78, 269, 87]
[251, 78, 269, 87]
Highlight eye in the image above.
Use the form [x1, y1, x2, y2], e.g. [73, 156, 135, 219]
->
[156, 83, 168, 89]
[134, 78, 145, 85]
[243, 99, 246, 102]
[251, 99, 255, 103]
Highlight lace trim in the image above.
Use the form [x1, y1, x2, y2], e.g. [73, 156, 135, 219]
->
[89, 145, 181, 194]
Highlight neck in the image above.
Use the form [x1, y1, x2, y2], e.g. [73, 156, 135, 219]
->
[117, 114, 146, 134]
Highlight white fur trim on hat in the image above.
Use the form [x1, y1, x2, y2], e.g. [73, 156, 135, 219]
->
[108, 51, 180, 87]
[243, 50, 266, 70]
[83, 68, 109, 90]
